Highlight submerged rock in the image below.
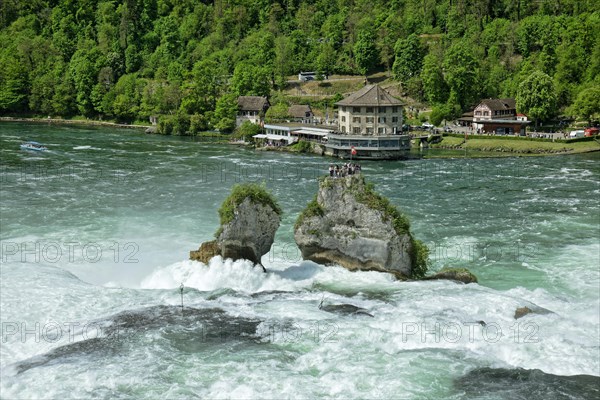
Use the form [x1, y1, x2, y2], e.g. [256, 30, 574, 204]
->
[320, 303, 374, 317]
[294, 175, 428, 279]
[514, 304, 554, 319]
[8, 305, 263, 375]
[424, 267, 478, 284]
[515, 306, 533, 319]
[455, 367, 600, 400]
[190, 183, 281, 266]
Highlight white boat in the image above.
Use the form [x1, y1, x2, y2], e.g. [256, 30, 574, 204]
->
[20, 141, 48, 151]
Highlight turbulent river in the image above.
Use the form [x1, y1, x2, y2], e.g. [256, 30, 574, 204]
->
[1, 122, 598, 399]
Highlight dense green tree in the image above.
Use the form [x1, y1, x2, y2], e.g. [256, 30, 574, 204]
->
[108, 73, 145, 120]
[429, 104, 452, 127]
[392, 34, 425, 83]
[0, 0, 597, 126]
[212, 92, 237, 132]
[354, 28, 378, 75]
[570, 85, 600, 125]
[235, 121, 261, 141]
[517, 70, 557, 126]
[0, 49, 28, 112]
[180, 59, 225, 115]
[231, 62, 271, 97]
[265, 102, 290, 121]
[274, 36, 295, 88]
[443, 41, 480, 108]
[421, 53, 448, 104]
[69, 45, 105, 116]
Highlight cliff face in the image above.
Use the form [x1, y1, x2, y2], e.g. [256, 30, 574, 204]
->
[190, 184, 281, 266]
[294, 175, 426, 279]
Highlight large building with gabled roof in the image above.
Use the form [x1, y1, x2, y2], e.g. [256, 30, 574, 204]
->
[336, 84, 404, 135]
[324, 84, 410, 159]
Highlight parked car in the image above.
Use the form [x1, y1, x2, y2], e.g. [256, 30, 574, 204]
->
[569, 130, 585, 138]
[584, 127, 599, 137]
[422, 122, 434, 130]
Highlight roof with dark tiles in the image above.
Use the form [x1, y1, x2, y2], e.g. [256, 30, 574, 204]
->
[335, 84, 403, 107]
[237, 96, 270, 111]
[478, 98, 516, 111]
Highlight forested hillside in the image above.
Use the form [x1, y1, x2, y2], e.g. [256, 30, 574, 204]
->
[1, 0, 598, 132]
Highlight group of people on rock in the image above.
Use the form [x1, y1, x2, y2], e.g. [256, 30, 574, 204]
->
[328, 163, 361, 177]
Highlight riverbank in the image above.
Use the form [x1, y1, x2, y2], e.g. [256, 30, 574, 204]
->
[4, 116, 599, 158]
[0, 116, 151, 129]
[427, 134, 600, 157]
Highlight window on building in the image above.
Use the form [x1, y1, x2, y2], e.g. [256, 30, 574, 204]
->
[341, 106, 346, 112]
[475, 111, 481, 116]
[366, 127, 374, 134]
[378, 117, 386, 123]
[341, 116, 346, 122]
[352, 116, 361, 123]
[366, 107, 373, 113]
[392, 116, 398, 123]
[392, 106, 399, 113]
[353, 107, 361, 113]
[483, 111, 489, 116]
[352, 127, 361, 134]
[378, 127, 385, 134]
[341, 126, 346, 133]
[379, 107, 386, 113]
[366, 117, 374, 123]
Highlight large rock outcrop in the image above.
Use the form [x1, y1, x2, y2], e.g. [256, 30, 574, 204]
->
[190, 184, 281, 266]
[294, 174, 428, 279]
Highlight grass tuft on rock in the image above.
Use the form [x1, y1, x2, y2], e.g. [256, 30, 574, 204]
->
[410, 238, 429, 279]
[215, 183, 282, 238]
[294, 195, 324, 230]
[350, 175, 411, 235]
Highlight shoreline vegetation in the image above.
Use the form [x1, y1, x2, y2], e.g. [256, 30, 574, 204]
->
[3, 116, 598, 158]
[426, 133, 600, 157]
[0, 116, 150, 129]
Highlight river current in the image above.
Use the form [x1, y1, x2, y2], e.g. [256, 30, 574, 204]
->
[1, 122, 598, 398]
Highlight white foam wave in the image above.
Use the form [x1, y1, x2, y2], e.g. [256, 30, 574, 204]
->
[140, 257, 313, 293]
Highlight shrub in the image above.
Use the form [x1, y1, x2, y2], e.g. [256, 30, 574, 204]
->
[295, 195, 324, 230]
[351, 176, 411, 235]
[292, 140, 312, 153]
[410, 238, 429, 279]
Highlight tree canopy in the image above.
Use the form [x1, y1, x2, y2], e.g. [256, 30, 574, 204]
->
[0, 0, 597, 128]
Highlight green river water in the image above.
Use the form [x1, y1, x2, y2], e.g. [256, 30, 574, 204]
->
[1, 122, 598, 399]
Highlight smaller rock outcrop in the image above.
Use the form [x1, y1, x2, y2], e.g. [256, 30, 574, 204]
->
[189, 240, 220, 264]
[424, 267, 478, 284]
[294, 174, 428, 279]
[190, 183, 281, 267]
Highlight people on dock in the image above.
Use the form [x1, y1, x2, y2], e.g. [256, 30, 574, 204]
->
[328, 163, 361, 178]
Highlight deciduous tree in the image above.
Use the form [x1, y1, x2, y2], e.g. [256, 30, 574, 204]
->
[517, 70, 557, 126]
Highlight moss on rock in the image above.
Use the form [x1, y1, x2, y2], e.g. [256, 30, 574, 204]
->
[294, 195, 324, 230]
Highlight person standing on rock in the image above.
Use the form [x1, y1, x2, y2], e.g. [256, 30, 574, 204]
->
[329, 165, 334, 177]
